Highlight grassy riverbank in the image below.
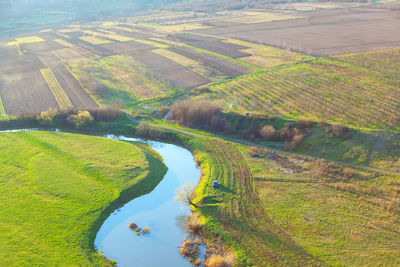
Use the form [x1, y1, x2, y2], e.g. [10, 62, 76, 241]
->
[0, 131, 166, 266]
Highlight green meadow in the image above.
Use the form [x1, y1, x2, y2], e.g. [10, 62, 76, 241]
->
[0, 131, 166, 266]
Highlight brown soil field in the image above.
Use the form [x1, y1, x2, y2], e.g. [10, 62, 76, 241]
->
[128, 50, 210, 89]
[52, 48, 90, 63]
[59, 31, 85, 39]
[0, 45, 18, 60]
[69, 40, 108, 57]
[38, 52, 65, 67]
[170, 46, 252, 77]
[68, 42, 99, 58]
[51, 66, 98, 109]
[0, 70, 59, 115]
[23, 40, 65, 54]
[97, 40, 154, 55]
[110, 29, 153, 40]
[0, 55, 45, 75]
[192, 7, 400, 56]
[172, 33, 251, 58]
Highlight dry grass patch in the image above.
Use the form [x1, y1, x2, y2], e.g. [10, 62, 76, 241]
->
[8, 36, 45, 46]
[54, 39, 74, 48]
[152, 48, 198, 67]
[79, 36, 113, 45]
[81, 30, 133, 42]
[204, 254, 235, 267]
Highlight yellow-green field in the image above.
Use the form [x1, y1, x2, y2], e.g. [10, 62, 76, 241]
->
[223, 38, 311, 68]
[40, 68, 73, 110]
[68, 55, 171, 107]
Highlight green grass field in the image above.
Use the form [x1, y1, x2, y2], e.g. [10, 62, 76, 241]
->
[175, 132, 400, 266]
[245, 146, 400, 266]
[0, 131, 166, 266]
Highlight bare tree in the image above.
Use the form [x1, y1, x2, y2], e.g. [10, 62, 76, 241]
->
[175, 182, 198, 208]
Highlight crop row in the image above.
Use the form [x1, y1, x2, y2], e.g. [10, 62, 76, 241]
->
[212, 56, 400, 129]
[40, 68, 74, 110]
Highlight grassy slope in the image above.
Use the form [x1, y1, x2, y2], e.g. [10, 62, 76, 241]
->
[299, 127, 400, 172]
[209, 49, 400, 130]
[185, 136, 321, 266]
[243, 145, 400, 266]
[0, 131, 166, 266]
[136, 125, 399, 266]
[183, 132, 400, 266]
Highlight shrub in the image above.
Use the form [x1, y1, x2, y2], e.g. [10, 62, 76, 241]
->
[194, 259, 202, 266]
[204, 254, 235, 267]
[184, 213, 204, 235]
[278, 124, 297, 141]
[284, 133, 304, 150]
[296, 119, 314, 130]
[159, 106, 170, 117]
[259, 125, 276, 140]
[343, 168, 355, 178]
[326, 124, 352, 139]
[67, 110, 94, 128]
[169, 101, 231, 133]
[313, 159, 338, 177]
[36, 108, 58, 125]
[87, 107, 123, 121]
[179, 239, 201, 258]
[239, 124, 260, 141]
[129, 222, 138, 230]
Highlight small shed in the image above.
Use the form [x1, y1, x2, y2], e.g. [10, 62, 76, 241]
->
[212, 181, 219, 188]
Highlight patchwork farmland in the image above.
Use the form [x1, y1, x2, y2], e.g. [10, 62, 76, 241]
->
[1, 1, 400, 266]
[0, 16, 268, 115]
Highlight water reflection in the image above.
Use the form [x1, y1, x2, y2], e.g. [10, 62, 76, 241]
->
[95, 137, 201, 267]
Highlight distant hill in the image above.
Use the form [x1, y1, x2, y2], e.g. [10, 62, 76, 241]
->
[0, 0, 179, 17]
[0, 0, 179, 37]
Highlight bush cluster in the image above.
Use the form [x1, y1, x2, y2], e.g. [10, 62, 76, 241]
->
[33, 107, 123, 127]
[169, 101, 231, 133]
[258, 120, 315, 150]
[326, 124, 352, 139]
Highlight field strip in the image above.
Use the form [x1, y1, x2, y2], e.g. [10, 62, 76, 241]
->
[131, 38, 169, 48]
[152, 48, 198, 67]
[81, 30, 133, 42]
[8, 36, 45, 46]
[54, 39, 74, 47]
[0, 95, 6, 115]
[16, 44, 23, 55]
[79, 36, 113, 45]
[64, 65, 101, 106]
[40, 68, 74, 110]
[185, 44, 262, 71]
[56, 32, 71, 39]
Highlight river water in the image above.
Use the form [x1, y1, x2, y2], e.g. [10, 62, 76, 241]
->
[95, 135, 201, 267]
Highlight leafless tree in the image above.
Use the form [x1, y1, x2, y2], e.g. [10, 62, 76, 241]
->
[175, 182, 198, 208]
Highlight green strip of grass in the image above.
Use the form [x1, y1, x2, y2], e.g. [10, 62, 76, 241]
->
[0, 95, 5, 115]
[0, 131, 166, 266]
